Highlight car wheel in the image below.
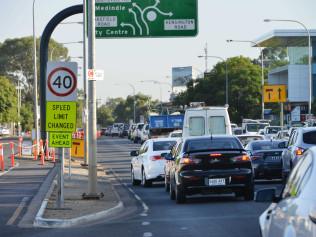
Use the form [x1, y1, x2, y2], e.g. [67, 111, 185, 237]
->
[164, 175, 170, 192]
[169, 177, 175, 200]
[131, 167, 141, 186]
[243, 184, 254, 201]
[141, 168, 152, 187]
[175, 183, 186, 204]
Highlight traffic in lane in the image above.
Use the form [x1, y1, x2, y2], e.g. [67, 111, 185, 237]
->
[97, 136, 284, 237]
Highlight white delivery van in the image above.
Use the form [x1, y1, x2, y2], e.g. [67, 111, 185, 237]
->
[182, 106, 232, 138]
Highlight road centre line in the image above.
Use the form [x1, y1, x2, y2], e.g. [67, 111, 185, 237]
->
[6, 196, 30, 225]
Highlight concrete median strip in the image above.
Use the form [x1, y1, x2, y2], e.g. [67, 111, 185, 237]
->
[34, 200, 124, 228]
[33, 160, 124, 228]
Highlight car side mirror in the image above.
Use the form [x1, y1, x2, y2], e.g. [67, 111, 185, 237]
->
[309, 206, 316, 224]
[255, 188, 279, 202]
[162, 153, 174, 161]
[130, 150, 139, 156]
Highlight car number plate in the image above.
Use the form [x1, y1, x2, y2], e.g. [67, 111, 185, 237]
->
[208, 178, 226, 186]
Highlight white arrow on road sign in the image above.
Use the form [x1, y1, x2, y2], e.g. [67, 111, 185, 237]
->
[46, 62, 78, 101]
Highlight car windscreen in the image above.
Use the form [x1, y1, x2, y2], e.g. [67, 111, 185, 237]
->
[138, 124, 144, 130]
[246, 124, 260, 132]
[266, 127, 281, 134]
[303, 131, 316, 145]
[153, 141, 177, 151]
[251, 141, 286, 150]
[185, 137, 242, 153]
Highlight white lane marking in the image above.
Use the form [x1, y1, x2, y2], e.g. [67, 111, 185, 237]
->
[6, 196, 29, 225]
[110, 168, 150, 215]
[134, 194, 141, 201]
[180, 227, 188, 231]
[143, 232, 153, 237]
[142, 221, 150, 226]
[0, 162, 20, 177]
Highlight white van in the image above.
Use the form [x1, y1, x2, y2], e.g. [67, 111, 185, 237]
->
[182, 106, 232, 138]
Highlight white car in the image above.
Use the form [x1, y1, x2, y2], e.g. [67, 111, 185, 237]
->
[256, 147, 316, 237]
[168, 130, 182, 138]
[0, 127, 10, 136]
[130, 138, 178, 187]
[140, 124, 150, 144]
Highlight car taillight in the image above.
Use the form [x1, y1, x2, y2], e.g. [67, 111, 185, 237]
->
[150, 155, 162, 161]
[180, 154, 200, 165]
[234, 155, 250, 162]
[295, 147, 305, 156]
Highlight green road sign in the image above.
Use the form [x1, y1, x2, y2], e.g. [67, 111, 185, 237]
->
[95, 0, 198, 38]
[49, 132, 72, 148]
[46, 101, 77, 132]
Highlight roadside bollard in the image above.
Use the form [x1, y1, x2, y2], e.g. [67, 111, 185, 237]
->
[33, 140, 38, 160]
[40, 139, 45, 166]
[0, 144, 4, 171]
[45, 139, 49, 160]
[10, 142, 15, 167]
[18, 136, 23, 158]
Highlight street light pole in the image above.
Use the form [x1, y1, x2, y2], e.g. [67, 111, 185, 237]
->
[198, 55, 229, 106]
[32, 0, 39, 144]
[264, 19, 312, 118]
[226, 39, 265, 119]
[128, 83, 136, 123]
[50, 41, 84, 60]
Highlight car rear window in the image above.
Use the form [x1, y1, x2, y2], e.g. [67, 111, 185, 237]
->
[153, 141, 177, 151]
[138, 124, 144, 129]
[185, 138, 242, 152]
[303, 131, 316, 144]
[252, 141, 286, 150]
[208, 116, 226, 134]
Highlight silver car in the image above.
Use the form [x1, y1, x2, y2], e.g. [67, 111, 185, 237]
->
[256, 147, 316, 237]
[282, 127, 316, 180]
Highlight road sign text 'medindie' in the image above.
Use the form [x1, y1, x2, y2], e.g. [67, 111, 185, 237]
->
[95, 0, 198, 38]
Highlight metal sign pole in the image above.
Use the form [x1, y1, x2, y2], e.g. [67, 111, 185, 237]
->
[68, 148, 71, 179]
[57, 148, 64, 208]
[87, 0, 98, 198]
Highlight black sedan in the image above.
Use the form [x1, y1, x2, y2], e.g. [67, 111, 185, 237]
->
[245, 140, 286, 180]
[164, 135, 254, 203]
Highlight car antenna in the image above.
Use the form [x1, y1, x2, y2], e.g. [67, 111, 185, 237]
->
[210, 132, 213, 140]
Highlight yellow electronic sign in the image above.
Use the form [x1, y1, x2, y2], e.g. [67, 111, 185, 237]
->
[49, 132, 72, 148]
[46, 101, 77, 132]
[263, 85, 287, 103]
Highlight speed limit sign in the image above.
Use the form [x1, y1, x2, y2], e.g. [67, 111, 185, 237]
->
[46, 62, 78, 101]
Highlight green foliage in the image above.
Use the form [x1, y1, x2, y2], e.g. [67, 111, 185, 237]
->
[97, 93, 158, 126]
[0, 76, 17, 123]
[174, 56, 262, 123]
[0, 37, 68, 129]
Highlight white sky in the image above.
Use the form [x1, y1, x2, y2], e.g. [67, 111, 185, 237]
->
[0, 0, 315, 103]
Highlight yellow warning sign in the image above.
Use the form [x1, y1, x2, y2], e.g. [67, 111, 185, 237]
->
[71, 138, 84, 158]
[264, 85, 287, 103]
[46, 101, 77, 132]
[49, 132, 72, 148]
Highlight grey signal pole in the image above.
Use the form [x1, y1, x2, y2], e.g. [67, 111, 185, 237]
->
[87, 0, 98, 197]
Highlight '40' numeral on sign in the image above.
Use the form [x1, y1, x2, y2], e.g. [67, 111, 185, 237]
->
[53, 76, 72, 89]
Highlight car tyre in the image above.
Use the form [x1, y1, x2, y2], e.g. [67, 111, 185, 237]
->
[175, 183, 186, 204]
[141, 168, 152, 187]
[243, 184, 254, 201]
[131, 167, 141, 186]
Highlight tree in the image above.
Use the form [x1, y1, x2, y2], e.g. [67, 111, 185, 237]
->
[173, 56, 262, 123]
[97, 105, 114, 127]
[0, 76, 17, 123]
